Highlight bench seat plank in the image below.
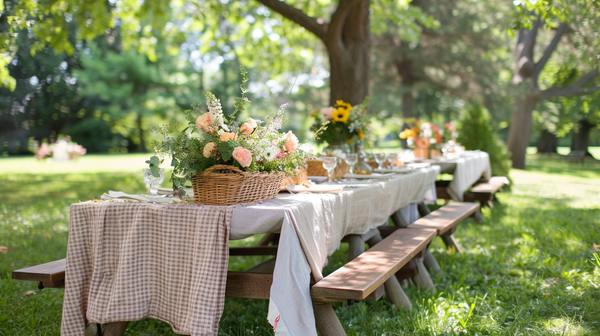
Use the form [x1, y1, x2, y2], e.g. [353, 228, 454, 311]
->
[311, 228, 436, 302]
[12, 259, 66, 283]
[470, 183, 503, 193]
[409, 202, 479, 235]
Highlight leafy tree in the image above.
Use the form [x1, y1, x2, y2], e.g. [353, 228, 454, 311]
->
[506, 0, 600, 168]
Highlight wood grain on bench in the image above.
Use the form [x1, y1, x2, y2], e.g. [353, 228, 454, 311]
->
[409, 202, 479, 235]
[12, 259, 66, 285]
[311, 228, 436, 302]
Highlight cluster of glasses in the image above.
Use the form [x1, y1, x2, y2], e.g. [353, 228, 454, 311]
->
[373, 153, 398, 169]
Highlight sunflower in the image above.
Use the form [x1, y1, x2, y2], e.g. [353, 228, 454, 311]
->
[332, 106, 350, 123]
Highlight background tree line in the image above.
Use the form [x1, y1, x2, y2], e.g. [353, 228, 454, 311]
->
[0, 0, 598, 169]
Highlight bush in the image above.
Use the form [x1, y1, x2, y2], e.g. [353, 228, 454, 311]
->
[458, 104, 512, 177]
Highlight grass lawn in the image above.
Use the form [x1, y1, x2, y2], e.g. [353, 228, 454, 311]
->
[1, 154, 599, 335]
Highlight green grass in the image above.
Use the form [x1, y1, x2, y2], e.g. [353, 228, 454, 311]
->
[1, 154, 600, 335]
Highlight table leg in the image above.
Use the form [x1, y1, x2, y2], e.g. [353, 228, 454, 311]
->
[390, 210, 409, 227]
[417, 202, 431, 217]
[347, 235, 366, 261]
[367, 233, 412, 310]
[103, 322, 129, 336]
[411, 257, 436, 291]
[423, 249, 441, 272]
[313, 303, 347, 336]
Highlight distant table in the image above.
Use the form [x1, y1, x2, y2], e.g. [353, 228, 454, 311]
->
[426, 151, 491, 201]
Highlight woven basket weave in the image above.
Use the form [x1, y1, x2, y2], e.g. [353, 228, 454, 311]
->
[306, 159, 349, 180]
[191, 165, 285, 205]
[280, 167, 308, 188]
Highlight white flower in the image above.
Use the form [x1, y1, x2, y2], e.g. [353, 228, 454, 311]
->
[331, 149, 345, 159]
[407, 138, 414, 146]
[298, 143, 314, 154]
[263, 146, 280, 161]
[430, 137, 437, 144]
[217, 129, 225, 136]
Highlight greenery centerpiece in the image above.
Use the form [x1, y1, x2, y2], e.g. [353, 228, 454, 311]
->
[310, 98, 371, 150]
[149, 71, 310, 198]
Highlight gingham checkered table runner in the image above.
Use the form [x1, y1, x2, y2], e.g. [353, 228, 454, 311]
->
[61, 202, 234, 336]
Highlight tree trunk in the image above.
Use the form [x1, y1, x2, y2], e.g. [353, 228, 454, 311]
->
[537, 129, 557, 154]
[506, 95, 537, 169]
[326, 0, 370, 106]
[137, 113, 147, 152]
[571, 119, 595, 156]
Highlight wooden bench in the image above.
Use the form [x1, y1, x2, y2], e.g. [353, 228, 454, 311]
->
[312, 228, 436, 305]
[378, 202, 479, 273]
[463, 176, 509, 209]
[566, 150, 586, 164]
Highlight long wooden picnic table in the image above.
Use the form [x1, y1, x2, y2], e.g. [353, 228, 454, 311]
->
[58, 165, 441, 336]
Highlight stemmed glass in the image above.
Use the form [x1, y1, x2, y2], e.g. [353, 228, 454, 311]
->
[345, 154, 358, 174]
[322, 157, 337, 183]
[374, 153, 387, 169]
[387, 154, 397, 168]
[143, 168, 164, 196]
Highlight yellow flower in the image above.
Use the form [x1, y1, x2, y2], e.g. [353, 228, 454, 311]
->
[332, 106, 350, 123]
[358, 128, 365, 140]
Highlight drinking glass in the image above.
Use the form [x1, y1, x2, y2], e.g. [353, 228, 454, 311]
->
[344, 154, 358, 174]
[322, 157, 337, 183]
[143, 168, 164, 196]
[387, 154, 397, 168]
[374, 153, 387, 169]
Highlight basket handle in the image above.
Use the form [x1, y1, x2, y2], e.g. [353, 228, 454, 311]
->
[202, 164, 246, 176]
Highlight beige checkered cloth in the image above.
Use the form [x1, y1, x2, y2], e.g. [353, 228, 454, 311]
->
[61, 202, 234, 336]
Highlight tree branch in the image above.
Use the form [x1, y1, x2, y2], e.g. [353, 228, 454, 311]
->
[255, 0, 326, 40]
[539, 68, 600, 100]
[534, 23, 568, 78]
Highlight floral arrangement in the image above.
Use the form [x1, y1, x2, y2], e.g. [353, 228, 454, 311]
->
[310, 98, 371, 146]
[399, 119, 457, 150]
[150, 70, 310, 195]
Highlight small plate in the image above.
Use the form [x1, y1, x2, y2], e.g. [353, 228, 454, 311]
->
[308, 176, 328, 183]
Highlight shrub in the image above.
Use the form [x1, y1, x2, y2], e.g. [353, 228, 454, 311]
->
[458, 104, 512, 177]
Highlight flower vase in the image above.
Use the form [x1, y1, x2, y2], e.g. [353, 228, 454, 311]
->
[413, 148, 429, 160]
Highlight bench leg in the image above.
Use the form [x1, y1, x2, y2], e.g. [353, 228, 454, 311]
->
[411, 257, 436, 291]
[367, 233, 412, 310]
[103, 322, 129, 336]
[347, 235, 365, 262]
[441, 234, 462, 254]
[471, 209, 484, 223]
[423, 250, 441, 272]
[313, 303, 347, 336]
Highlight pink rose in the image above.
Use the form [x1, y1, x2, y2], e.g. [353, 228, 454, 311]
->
[240, 122, 254, 136]
[232, 147, 252, 167]
[321, 107, 335, 119]
[219, 132, 237, 142]
[203, 142, 216, 158]
[284, 131, 299, 153]
[247, 117, 258, 129]
[196, 112, 213, 133]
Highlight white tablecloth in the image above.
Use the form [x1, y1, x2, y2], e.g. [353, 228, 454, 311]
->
[446, 151, 492, 201]
[230, 166, 440, 335]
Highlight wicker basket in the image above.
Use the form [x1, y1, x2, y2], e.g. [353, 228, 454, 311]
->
[281, 167, 308, 188]
[191, 165, 285, 205]
[306, 159, 350, 180]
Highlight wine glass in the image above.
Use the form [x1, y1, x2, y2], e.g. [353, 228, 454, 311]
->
[143, 168, 164, 196]
[387, 154, 397, 168]
[322, 157, 337, 183]
[344, 154, 358, 174]
[374, 153, 387, 169]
